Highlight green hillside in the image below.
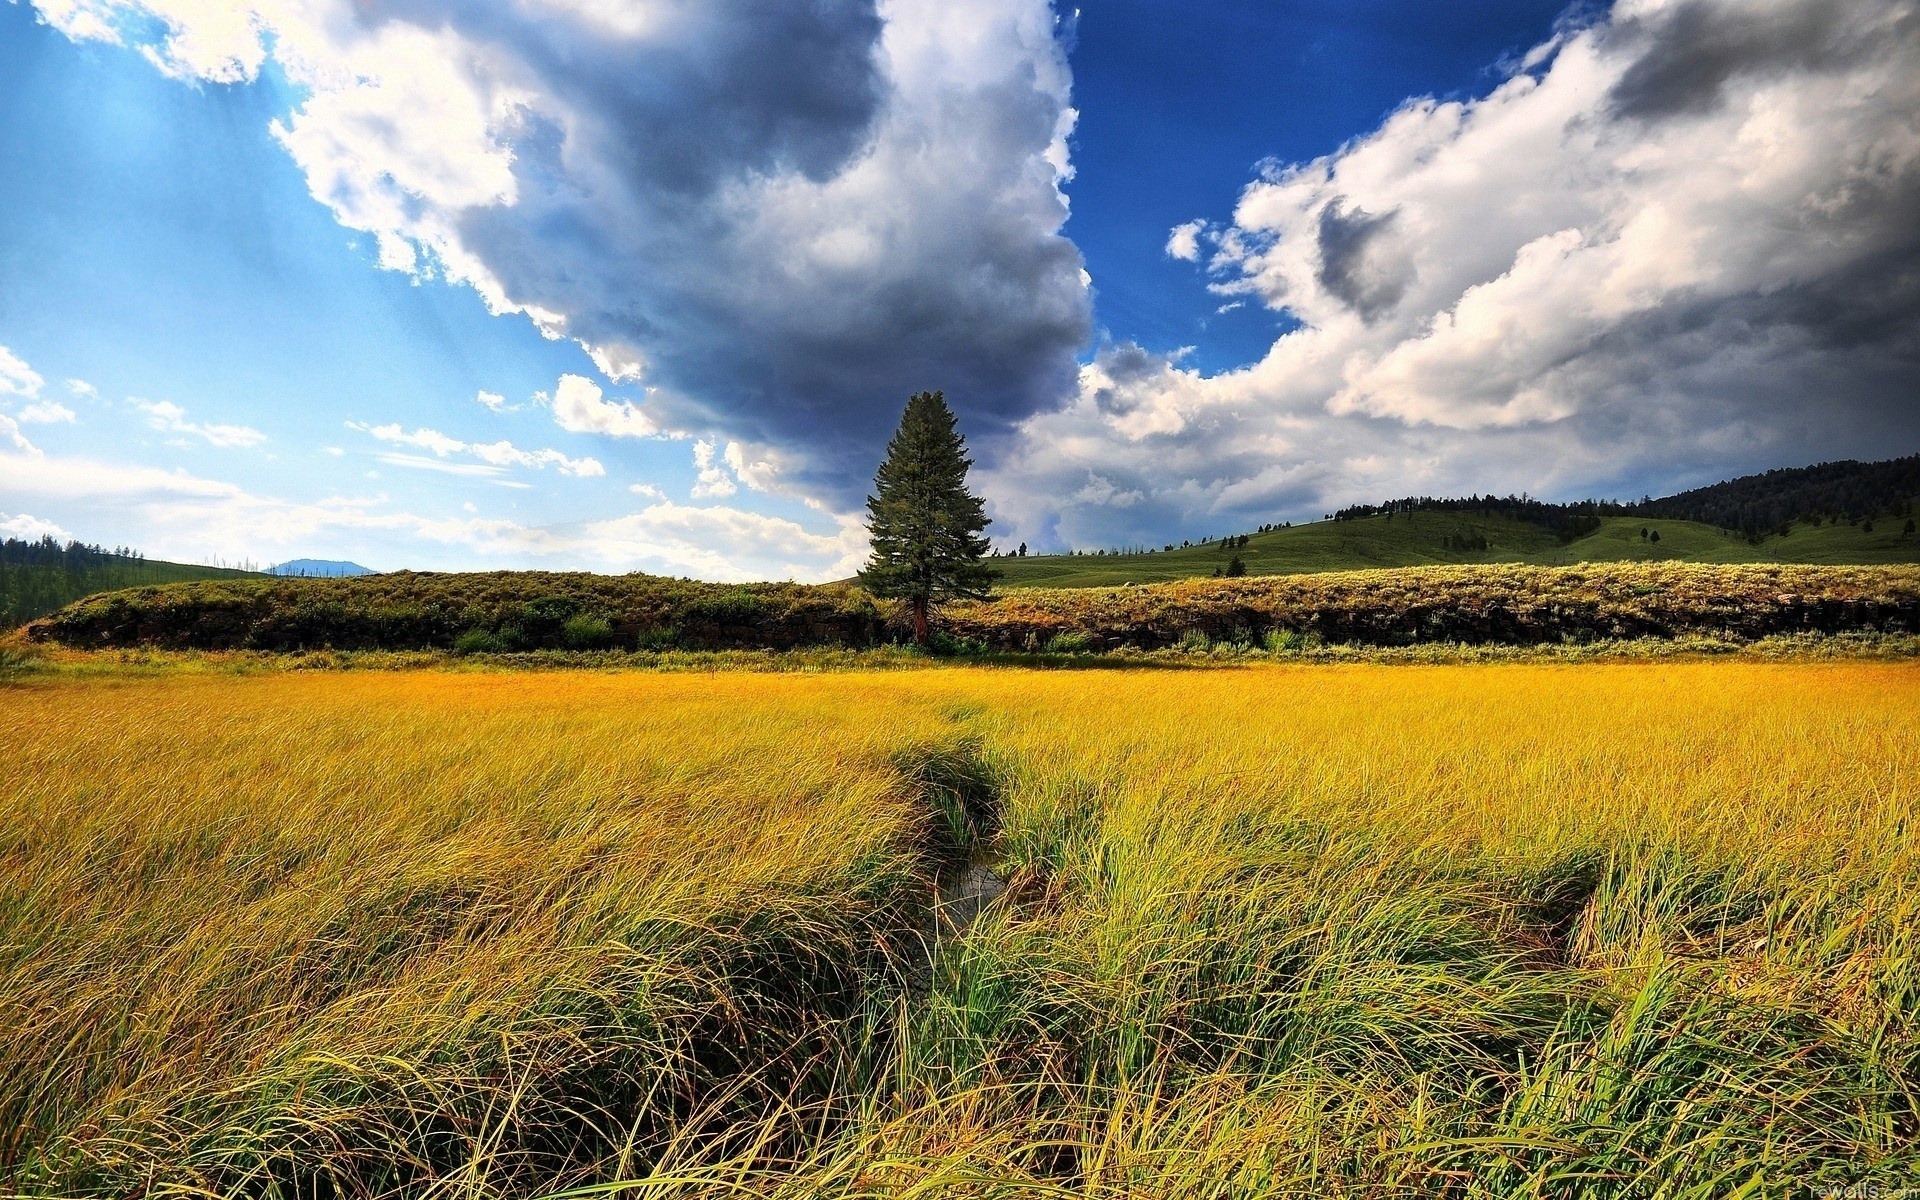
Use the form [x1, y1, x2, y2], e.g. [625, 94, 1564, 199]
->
[990, 512, 1920, 589]
[0, 546, 257, 628]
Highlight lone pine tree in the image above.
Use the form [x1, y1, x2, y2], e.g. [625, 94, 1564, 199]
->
[859, 391, 997, 645]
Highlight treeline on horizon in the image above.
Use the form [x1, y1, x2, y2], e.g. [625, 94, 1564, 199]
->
[0, 535, 151, 570]
[1328, 455, 1920, 544]
[0, 536, 253, 628]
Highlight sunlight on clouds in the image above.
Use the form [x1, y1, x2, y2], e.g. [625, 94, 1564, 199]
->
[548, 374, 661, 439]
[690, 438, 737, 498]
[28, 0, 1087, 510]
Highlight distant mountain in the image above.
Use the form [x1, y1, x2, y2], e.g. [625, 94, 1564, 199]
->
[266, 559, 375, 577]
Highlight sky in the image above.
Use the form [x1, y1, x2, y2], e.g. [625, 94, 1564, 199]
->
[0, 0, 1915, 578]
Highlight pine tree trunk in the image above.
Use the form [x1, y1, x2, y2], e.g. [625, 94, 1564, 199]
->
[912, 596, 930, 646]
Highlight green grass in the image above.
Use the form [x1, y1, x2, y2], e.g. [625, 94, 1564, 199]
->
[991, 513, 1920, 588]
[0, 557, 257, 628]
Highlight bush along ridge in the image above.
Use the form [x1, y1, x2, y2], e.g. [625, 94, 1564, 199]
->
[22, 562, 1920, 654]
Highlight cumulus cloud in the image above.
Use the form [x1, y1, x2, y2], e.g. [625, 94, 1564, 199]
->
[349, 421, 604, 477]
[0, 511, 73, 541]
[547, 374, 660, 439]
[135, 398, 267, 447]
[985, 0, 1920, 550]
[36, 0, 1089, 506]
[1165, 219, 1206, 262]
[475, 389, 511, 413]
[66, 378, 98, 398]
[690, 438, 737, 499]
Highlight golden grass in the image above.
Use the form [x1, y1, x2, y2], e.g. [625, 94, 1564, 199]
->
[4, 663, 1917, 1195]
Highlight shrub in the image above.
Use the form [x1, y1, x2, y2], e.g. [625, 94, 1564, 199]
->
[562, 614, 617, 649]
[928, 630, 989, 657]
[1044, 630, 1093, 654]
[1178, 628, 1212, 652]
[1264, 629, 1302, 652]
[452, 629, 500, 655]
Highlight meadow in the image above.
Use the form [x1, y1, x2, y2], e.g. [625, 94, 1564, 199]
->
[3, 662, 1916, 1196]
[988, 514, 1920, 589]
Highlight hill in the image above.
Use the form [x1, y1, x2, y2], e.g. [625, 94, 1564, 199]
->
[0, 537, 257, 628]
[992, 455, 1920, 588]
[1636, 454, 1920, 535]
[990, 512, 1920, 588]
[265, 558, 375, 577]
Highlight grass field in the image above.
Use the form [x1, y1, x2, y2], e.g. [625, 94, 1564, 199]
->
[4, 662, 1916, 1195]
[992, 513, 1920, 588]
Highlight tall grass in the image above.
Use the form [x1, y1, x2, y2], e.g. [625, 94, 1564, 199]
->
[3, 664, 1915, 1195]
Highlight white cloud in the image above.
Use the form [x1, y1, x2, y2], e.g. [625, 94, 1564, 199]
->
[548, 374, 660, 439]
[376, 452, 507, 478]
[585, 342, 646, 384]
[20, 401, 78, 424]
[475, 389, 512, 412]
[690, 438, 737, 498]
[627, 481, 665, 498]
[1166, 219, 1206, 262]
[0, 415, 40, 456]
[359, 422, 466, 457]
[722, 441, 788, 494]
[0, 511, 73, 541]
[469, 439, 605, 477]
[1, 441, 866, 581]
[350, 421, 604, 477]
[0, 346, 43, 398]
[985, 0, 1920, 549]
[135, 398, 267, 448]
[66, 378, 98, 398]
[576, 501, 868, 582]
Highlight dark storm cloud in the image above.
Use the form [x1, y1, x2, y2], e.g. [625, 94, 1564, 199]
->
[340, 0, 1089, 502]
[1315, 201, 1410, 322]
[54, 0, 1090, 507]
[1605, 0, 1910, 119]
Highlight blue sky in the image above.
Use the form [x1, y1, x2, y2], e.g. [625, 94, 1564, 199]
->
[1, 0, 1915, 575]
[1066, 0, 1571, 373]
